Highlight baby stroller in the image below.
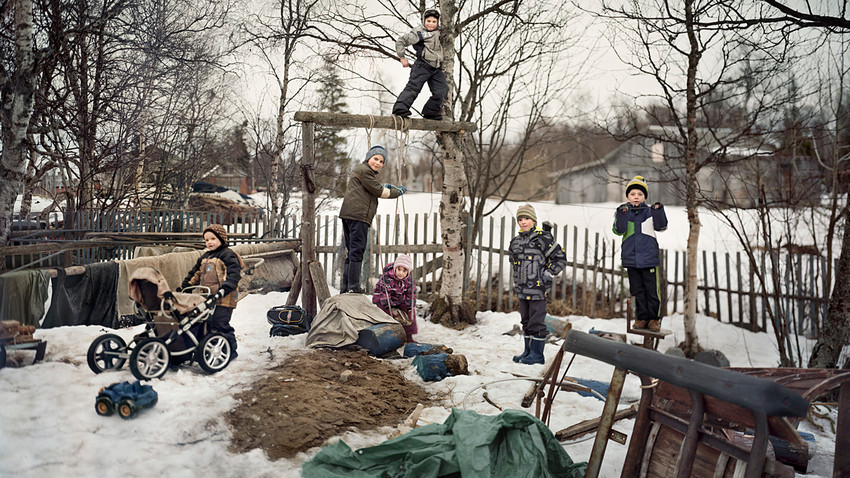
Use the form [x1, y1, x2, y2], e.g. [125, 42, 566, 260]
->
[87, 266, 236, 380]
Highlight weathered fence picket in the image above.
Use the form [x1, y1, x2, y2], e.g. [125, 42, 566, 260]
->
[4, 208, 835, 338]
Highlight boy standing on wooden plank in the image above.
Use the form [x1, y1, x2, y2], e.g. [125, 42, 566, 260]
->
[613, 176, 668, 331]
[509, 204, 566, 365]
[391, 9, 448, 120]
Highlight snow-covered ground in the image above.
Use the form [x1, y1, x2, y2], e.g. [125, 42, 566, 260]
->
[0, 290, 837, 477]
[2, 194, 840, 476]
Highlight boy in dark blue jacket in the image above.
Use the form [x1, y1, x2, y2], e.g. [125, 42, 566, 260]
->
[613, 176, 668, 331]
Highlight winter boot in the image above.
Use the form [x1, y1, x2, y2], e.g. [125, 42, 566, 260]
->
[520, 336, 546, 365]
[648, 320, 661, 332]
[339, 261, 350, 293]
[633, 320, 647, 330]
[512, 335, 531, 363]
[346, 261, 364, 293]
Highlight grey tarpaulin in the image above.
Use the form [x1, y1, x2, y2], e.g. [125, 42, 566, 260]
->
[305, 294, 399, 349]
[302, 408, 587, 478]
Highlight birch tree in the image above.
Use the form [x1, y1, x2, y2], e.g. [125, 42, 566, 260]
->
[599, 0, 793, 357]
[0, 0, 40, 245]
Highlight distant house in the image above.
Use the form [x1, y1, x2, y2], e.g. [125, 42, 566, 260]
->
[555, 126, 821, 208]
[203, 163, 254, 196]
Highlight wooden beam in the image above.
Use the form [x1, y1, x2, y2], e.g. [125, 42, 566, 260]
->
[300, 123, 317, 317]
[308, 261, 331, 308]
[555, 404, 638, 441]
[293, 111, 477, 133]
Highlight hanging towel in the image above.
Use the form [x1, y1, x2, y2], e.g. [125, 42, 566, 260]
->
[0, 270, 51, 327]
[43, 261, 119, 328]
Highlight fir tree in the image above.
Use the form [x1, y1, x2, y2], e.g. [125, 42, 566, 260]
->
[314, 55, 350, 197]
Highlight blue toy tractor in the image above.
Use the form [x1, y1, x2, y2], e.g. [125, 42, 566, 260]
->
[95, 380, 158, 419]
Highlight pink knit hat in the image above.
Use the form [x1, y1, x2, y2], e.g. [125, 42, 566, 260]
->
[394, 253, 413, 272]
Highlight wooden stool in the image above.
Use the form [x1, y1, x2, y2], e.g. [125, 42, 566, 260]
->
[625, 298, 671, 350]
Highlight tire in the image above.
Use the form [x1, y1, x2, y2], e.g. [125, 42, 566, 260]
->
[118, 399, 136, 419]
[87, 334, 128, 373]
[129, 338, 170, 381]
[95, 396, 114, 416]
[195, 333, 231, 374]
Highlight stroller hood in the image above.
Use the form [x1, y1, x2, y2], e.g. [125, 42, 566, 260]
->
[129, 267, 206, 314]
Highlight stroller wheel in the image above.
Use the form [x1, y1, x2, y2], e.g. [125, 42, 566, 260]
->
[195, 333, 231, 374]
[87, 334, 128, 373]
[129, 338, 170, 380]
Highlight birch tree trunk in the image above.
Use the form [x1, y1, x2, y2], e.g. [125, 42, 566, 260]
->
[0, 0, 38, 245]
[809, 211, 850, 368]
[681, 0, 703, 356]
[433, 0, 475, 325]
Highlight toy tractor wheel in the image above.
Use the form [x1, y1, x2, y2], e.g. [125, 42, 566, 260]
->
[129, 338, 170, 381]
[87, 334, 128, 373]
[195, 333, 231, 374]
[95, 396, 115, 416]
[118, 399, 136, 419]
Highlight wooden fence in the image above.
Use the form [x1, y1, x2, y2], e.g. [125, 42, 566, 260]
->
[5, 208, 835, 336]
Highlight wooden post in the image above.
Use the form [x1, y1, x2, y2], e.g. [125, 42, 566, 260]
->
[301, 123, 317, 317]
[586, 366, 628, 478]
[836, 380, 850, 477]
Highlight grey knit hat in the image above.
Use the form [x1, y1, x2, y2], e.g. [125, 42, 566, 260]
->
[364, 145, 388, 163]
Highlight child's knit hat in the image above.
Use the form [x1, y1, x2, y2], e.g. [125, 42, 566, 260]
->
[203, 224, 228, 246]
[423, 9, 440, 21]
[365, 145, 388, 163]
[516, 204, 537, 223]
[625, 176, 648, 198]
[394, 253, 413, 272]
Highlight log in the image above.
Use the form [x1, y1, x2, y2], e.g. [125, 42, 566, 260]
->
[308, 261, 331, 307]
[555, 404, 638, 441]
[355, 323, 405, 357]
[294, 111, 477, 133]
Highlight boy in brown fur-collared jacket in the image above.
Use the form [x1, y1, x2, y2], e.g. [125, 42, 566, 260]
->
[180, 224, 244, 360]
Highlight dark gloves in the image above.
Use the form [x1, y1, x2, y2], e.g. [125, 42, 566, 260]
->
[395, 185, 407, 195]
[652, 202, 663, 210]
[618, 204, 629, 214]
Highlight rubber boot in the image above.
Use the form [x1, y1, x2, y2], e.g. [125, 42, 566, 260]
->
[520, 336, 546, 365]
[512, 335, 531, 363]
[347, 261, 364, 293]
[339, 260, 350, 293]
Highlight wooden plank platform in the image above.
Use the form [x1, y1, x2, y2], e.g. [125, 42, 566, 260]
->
[293, 111, 477, 133]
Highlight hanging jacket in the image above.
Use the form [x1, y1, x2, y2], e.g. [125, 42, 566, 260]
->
[395, 23, 443, 69]
[510, 227, 567, 300]
[181, 245, 244, 308]
[372, 262, 416, 318]
[613, 202, 668, 268]
[339, 161, 400, 224]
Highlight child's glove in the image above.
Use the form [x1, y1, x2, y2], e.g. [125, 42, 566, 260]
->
[652, 202, 663, 210]
[618, 205, 629, 214]
[383, 183, 394, 189]
[543, 270, 554, 281]
[395, 185, 407, 195]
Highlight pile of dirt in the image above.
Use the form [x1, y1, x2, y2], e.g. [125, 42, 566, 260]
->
[226, 348, 434, 460]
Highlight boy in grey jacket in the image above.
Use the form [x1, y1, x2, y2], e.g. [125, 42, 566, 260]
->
[509, 204, 566, 365]
[391, 9, 448, 120]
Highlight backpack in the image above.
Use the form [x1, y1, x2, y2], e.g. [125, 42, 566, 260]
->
[267, 305, 312, 337]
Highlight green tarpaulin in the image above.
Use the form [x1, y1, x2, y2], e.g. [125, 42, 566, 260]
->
[302, 408, 587, 478]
